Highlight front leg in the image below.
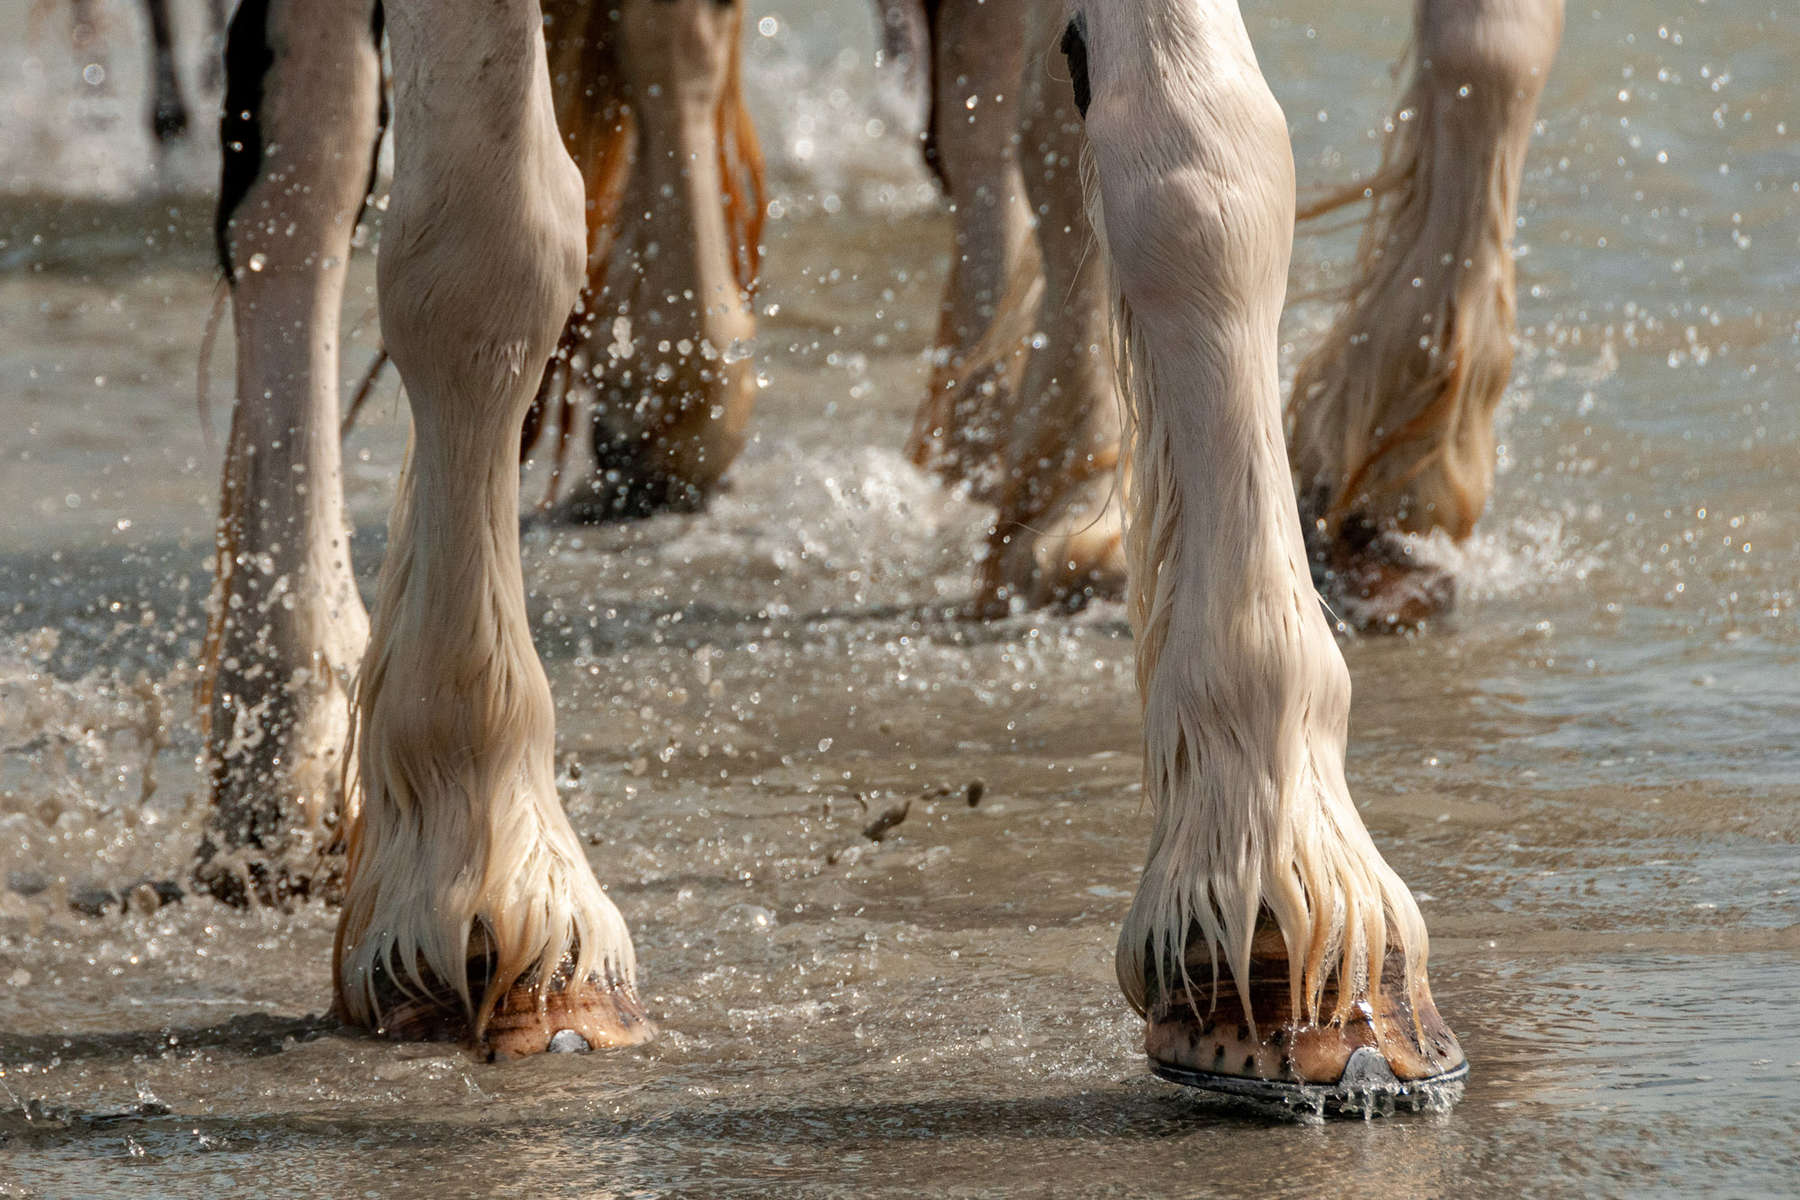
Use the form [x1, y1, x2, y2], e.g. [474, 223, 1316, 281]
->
[1068, 0, 1464, 1109]
[199, 0, 382, 905]
[976, 13, 1124, 613]
[336, 0, 649, 1058]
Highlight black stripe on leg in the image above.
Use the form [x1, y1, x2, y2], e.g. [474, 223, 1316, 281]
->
[215, 0, 273, 281]
[362, 2, 388, 232]
[919, 0, 948, 190]
[215, 1, 389, 282]
[1060, 14, 1090, 120]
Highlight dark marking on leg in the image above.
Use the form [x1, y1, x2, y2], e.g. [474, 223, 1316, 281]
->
[1060, 15, 1090, 120]
[144, 0, 190, 142]
[919, 0, 948, 189]
[215, 0, 274, 279]
[362, 3, 389, 229]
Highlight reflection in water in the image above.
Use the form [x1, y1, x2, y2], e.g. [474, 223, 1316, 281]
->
[2, 0, 1799, 1196]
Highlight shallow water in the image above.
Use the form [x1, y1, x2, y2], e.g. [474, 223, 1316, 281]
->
[2, 0, 1799, 1196]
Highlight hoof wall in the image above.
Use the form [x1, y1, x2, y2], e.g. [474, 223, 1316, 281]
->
[1151, 1051, 1468, 1116]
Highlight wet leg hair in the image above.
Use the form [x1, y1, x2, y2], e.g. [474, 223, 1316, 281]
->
[1068, 0, 1464, 1100]
[198, 0, 385, 904]
[336, 0, 648, 1057]
[524, 0, 764, 520]
[1288, 0, 1564, 630]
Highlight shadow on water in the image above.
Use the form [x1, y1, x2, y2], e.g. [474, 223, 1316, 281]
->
[0, 1077, 1353, 1154]
[0, 1012, 338, 1073]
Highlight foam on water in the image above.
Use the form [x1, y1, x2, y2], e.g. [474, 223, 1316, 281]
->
[0, 629, 201, 899]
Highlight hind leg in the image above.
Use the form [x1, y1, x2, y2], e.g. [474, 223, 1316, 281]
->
[904, 0, 1037, 498]
[975, 16, 1123, 613]
[535, 0, 762, 521]
[1289, 0, 1564, 630]
[335, 0, 649, 1057]
[142, 0, 189, 143]
[198, 0, 382, 904]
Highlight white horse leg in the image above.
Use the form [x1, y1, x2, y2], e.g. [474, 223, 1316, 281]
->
[904, 0, 1037, 497]
[336, 0, 649, 1058]
[536, 0, 762, 520]
[976, 16, 1124, 614]
[1066, 0, 1465, 1102]
[1289, 0, 1563, 629]
[198, 0, 381, 905]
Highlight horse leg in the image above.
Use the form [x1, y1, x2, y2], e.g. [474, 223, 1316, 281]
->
[142, 0, 189, 142]
[1289, 0, 1564, 630]
[1066, 1, 1465, 1105]
[198, 0, 382, 905]
[203, 0, 229, 90]
[336, 0, 649, 1058]
[537, 0, 763, 521]
[975, 14, 1124, 614]
[904, 0, 1037, 499]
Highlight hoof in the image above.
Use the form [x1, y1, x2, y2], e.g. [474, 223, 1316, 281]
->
[482, 974, 655, 1061]
[1312, 520, 1454, 632]
[1150, 1047, 1467, 1115]
[366, 959, 656, 1060]
[1144, 929, 1466, 1115]
[555, 468, 709, 524]
[191, 843, 343, 909]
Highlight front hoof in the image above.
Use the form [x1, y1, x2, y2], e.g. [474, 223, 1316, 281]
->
[359, 959, 656, 1060]
[483, 976, 655, 1061]
[1144, 933, 1466, 1115]
[1329, 554, 1455, 632]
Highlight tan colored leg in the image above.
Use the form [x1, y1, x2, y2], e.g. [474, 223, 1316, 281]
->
[535, 0, 763, 520]
[336, 0, 648, 1058]
[905, 0, 1037, 497]
[198, 0, 381, 904]
[1289, 0, 1563, 630]
[976, 22, 1124, 613]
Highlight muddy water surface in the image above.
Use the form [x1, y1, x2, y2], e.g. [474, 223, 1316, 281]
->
[2, 0, 1799, 1196]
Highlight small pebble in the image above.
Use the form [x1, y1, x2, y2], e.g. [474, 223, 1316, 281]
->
[547, 1030, 591, 1054]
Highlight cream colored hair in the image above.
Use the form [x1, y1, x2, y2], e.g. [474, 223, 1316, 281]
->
[334, 0, 638, 1037]
[1071, 0, 1432, 1030]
